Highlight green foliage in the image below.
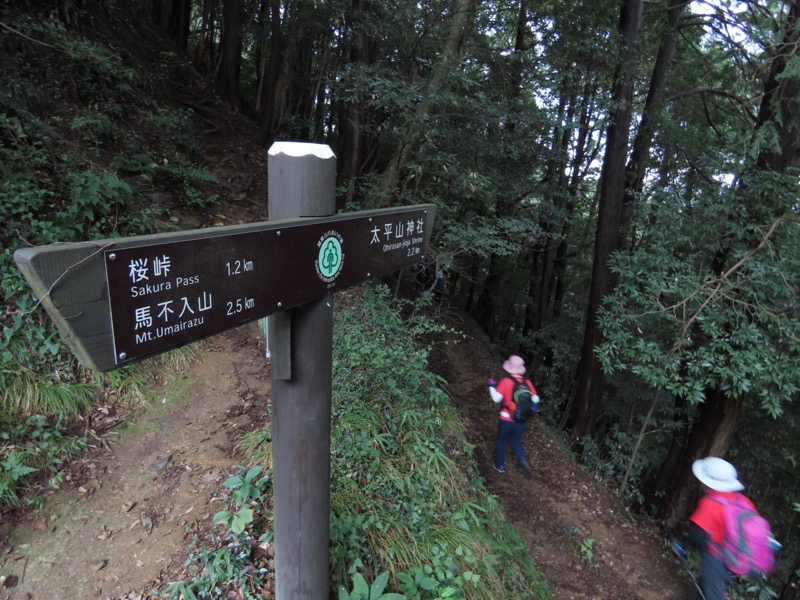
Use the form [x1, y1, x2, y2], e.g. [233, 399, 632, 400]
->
[166, 466, 274, 597]
[338, 571, 405, 600]
[0, 10, 222, 517]
[163, 531, 273, 600]
[71, 111, 119, 147]
[0, 414, 86, 507]
[213, 466, 271, 534]
[578, 537, 595, 568]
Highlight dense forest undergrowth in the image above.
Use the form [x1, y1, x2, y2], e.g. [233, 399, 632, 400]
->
[1, 0, 798, 598]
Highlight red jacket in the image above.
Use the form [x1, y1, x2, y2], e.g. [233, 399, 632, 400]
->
[495, 376, 537, 422]
[690, 490, 756, 557]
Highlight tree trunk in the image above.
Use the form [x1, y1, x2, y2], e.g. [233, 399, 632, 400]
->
[619, 0, 687, 245]
[337, 0, 377, 209]
[662, 389, 743, 531]
[474, 253, 503, 334]
[192, 0, 214, 70]
[379, 0, 473, 199]
[642, 395, 688, 504]
[166, 0, 191, 51]
[569, 0, 643, 445]
[257, 0, 284, 144]
[779, 556, 800, 600]
[215, 0, 243, 109]
[753, 0, 800, 176]
[527, 90, 569, 334]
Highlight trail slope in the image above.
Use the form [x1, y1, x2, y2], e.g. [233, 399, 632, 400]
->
[429, 309, 689, 599]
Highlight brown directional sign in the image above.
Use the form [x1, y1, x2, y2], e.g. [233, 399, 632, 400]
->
[14, 205, 436, 372]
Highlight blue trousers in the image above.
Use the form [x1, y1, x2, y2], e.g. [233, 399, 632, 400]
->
[495, 419, 528, 468]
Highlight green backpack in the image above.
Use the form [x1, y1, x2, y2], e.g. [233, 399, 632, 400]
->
[510, 377, 535, 422]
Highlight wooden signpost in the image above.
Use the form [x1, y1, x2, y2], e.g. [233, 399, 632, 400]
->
[14, 142, 436, 599]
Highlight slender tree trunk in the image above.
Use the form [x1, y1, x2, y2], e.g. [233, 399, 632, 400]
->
[152, 0, 163, 28]
[379, 0, 473, 200]
[167, 0, 191, 50]
[779, 556, 800, 600]
[619, 0, 688, 244]
[643, 395, 688, 503]
[192, 0, 214, 70]
[465, 256, 481, 313]
[258, 0, 284, 145]
[662, 390, 743, 531]
[551, 81, 601, 320]
[337, 0, 376, 209]
[527, 89, 569, 334]
[474, 253, 503, 334]
[570, 0, 643, 446]
[216, 0, 243, 109]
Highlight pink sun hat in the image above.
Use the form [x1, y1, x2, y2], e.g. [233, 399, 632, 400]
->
[502, 355, 526, 376]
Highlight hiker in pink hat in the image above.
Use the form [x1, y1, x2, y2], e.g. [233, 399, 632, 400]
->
[487, 354, 540, 476]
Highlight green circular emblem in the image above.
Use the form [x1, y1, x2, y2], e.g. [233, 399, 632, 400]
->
[317, 234, 343, 281]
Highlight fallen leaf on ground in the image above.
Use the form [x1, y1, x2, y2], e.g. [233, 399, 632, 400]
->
[30, 519, 47, 532]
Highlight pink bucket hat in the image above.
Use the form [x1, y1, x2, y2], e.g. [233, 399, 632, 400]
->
[502, 355, 526, 376]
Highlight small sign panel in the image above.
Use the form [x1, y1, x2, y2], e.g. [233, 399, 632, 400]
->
[15, 205, 435, 371]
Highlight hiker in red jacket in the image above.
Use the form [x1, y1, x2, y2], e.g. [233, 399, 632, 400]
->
[487, 355, 539, 476]
[675, 457, 749, 599]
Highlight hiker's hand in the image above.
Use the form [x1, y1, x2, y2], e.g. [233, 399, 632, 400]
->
[671, 538, 686, 558]
[488, 378, 497, 387]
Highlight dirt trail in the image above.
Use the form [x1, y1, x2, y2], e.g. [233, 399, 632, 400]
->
[0, 324, 269, 600]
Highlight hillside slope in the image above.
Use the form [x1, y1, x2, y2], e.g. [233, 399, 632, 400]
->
[0, 309, 691, 599]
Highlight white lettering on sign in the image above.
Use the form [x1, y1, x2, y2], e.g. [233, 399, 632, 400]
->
[105, 206, 435, 365]
[371, 218, 427, 248]
[134, 306, 152, 329]
[131, 280, 172, 297]
[130, 292, 213, 341]
[152, 255, 171, 277]
[133, 316, 207, 343]
[127, 253, 198, 298]
[129, 258, 149, 282]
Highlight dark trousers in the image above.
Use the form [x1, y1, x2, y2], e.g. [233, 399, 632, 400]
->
[495, 419, 528, 468]
[696, 552, 730, 600]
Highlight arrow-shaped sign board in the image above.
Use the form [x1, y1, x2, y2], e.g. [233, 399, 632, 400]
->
[14, 204, 435, 372]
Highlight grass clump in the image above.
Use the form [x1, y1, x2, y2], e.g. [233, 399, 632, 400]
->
[328, 283, 548, 599]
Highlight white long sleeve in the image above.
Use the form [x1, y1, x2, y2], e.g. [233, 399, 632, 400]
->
[489, 386, 504, 403]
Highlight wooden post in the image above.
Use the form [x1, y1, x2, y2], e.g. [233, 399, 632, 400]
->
[268, 142, 335, 599]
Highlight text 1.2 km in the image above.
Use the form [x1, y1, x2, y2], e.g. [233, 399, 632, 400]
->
[226, 259, 254, 276]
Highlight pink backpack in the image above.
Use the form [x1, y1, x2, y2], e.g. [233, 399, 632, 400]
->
[715, 494, 776, 577]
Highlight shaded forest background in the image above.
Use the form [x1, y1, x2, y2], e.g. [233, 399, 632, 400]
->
[1, 0, 799, 596]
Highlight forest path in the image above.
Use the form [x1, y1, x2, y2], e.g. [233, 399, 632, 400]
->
[0, 324, 269, 600]
[428, 308, 689, 599]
